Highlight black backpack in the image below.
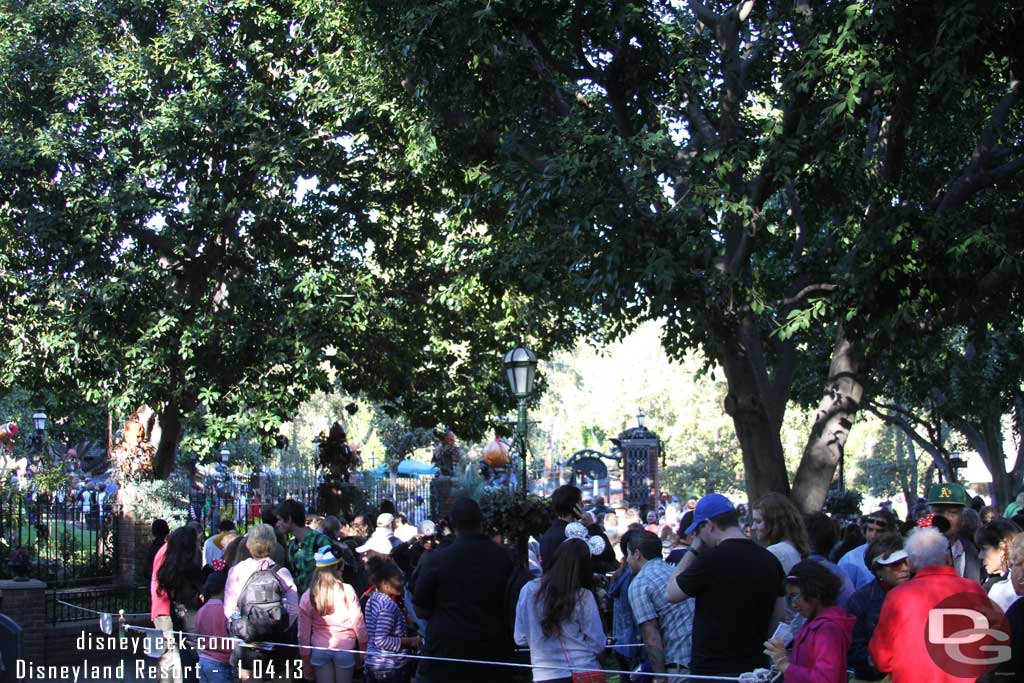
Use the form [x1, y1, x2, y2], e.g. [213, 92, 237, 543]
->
[232, 562, 290, 643]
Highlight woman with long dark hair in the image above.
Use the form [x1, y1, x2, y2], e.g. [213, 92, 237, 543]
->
[155, 526, 205, 680]
[514, 537, 605, 683]
[157, 526, 206, 629]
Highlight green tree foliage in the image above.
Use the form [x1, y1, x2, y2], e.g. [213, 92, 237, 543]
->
[864, 324, 1024, 506]
[333, 0, 1024, 510]
[662, 453, 743, 499]
[0, 0, 570, 477]
[854, 425, 928, 507]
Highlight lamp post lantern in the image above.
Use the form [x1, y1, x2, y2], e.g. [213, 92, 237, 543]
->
[636, 409, 645, 429]
[504, 344, 537, 494]
[31, 409, 47, 459]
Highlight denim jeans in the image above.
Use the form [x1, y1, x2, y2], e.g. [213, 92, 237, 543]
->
[198, 656, 233, 683]
[365, 666, 411, 683]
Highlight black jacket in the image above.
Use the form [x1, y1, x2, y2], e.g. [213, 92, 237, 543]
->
[412, 533, 516, 683]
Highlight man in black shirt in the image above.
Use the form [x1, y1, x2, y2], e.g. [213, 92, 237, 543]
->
[413, 497, 516, 683]
[538, 484, 582, 572]
[666, 493, 786, 676]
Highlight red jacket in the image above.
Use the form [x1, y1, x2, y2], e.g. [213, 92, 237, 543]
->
[149, 540, 170, 622]
[785, 605, 855, 683]
[869, 565, 989, 683]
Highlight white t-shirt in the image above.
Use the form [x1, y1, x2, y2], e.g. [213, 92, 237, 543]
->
[988, 574, 1020, 613]
[767, 540, 802, 573]
[513, 579, 605, 682]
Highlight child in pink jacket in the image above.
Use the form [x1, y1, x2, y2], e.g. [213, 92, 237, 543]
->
[764, 560, 855, 683]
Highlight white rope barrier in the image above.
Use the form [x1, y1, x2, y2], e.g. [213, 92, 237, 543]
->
[52, 598, 780, 682]
[122, 622, 777, 682]
[57, 600, 149, 619]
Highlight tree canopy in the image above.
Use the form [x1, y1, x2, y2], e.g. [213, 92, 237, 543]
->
[332, 0, 1024, 507]
[0, 0, 572, 475]
[2, 0, 1021, 506]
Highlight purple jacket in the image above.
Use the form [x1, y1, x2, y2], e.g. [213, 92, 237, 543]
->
[786, 605, 855, 683]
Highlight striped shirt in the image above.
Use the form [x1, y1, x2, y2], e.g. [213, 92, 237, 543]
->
[365, 591, 408, 671]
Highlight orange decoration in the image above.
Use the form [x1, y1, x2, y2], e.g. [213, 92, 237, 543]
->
[482, 434, 511, 467]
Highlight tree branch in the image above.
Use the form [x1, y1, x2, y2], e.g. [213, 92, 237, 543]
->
[521, 29, 594, 81]
[687, 0, 723, 28]
[936, 78, 1022, 213]
[863, 400, 953, 480]
[785, 183, 809, 260]
[675, 73, 719, 146]
[779, 283, 838, 307]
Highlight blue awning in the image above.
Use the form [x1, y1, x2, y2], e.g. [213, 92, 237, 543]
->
[371, 460, 439, 477]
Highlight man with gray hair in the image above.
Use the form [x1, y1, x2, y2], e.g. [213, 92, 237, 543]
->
[869, 527, 999, 682]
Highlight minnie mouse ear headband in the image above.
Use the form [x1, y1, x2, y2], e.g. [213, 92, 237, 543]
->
[565, 521, 607, 556]
[916, 513, 951, 534]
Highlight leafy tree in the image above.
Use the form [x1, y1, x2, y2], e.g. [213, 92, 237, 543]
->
[854, 425, 927, 509]
[336, 0, 1024, 510]
[0, 0, 569, 477]
[662, 452, 744, 499]
[864, 325, 1024, 506]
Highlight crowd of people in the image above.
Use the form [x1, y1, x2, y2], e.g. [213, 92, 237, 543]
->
[146, 483, 1024, 683]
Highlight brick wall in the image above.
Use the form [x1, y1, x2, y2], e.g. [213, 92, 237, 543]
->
[431, 477, 456, 520]
[116, 513, 150, 585]
[0, 579, 46, 665]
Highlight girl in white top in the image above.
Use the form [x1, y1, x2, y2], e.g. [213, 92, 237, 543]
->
[514, 536, 606, 683]
[751, 493, 810, 573]
[978, 518, 1022, 612]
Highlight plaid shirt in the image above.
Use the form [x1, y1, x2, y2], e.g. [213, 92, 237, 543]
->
[288, 529, 332, 594]
[628, 558, 694, 668]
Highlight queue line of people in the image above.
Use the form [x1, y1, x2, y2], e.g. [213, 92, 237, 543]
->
[148, 483, 1024, 683]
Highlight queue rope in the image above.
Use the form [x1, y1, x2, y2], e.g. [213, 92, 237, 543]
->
[57, 599, 149, 619]
[56, 602, 774, 679]
[120, 622, 780, 682]
[56, 602, 638, 651]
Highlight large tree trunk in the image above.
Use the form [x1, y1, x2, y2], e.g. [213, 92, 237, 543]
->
[894, 428, 915, 513]
[902, 430, 919, 514]
[791, 330, 863, 513]
[719, 332, 791, 501]
[150, 403, 183, 480]
[956, 413, 1014, 509]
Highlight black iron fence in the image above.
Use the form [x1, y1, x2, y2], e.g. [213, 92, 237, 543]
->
[0, 492, 117, 587]
[47, 584, 149, 624]
[185, 473, 434, 532]
[361, 473, 433, 522]
[3, 471, 435, 624]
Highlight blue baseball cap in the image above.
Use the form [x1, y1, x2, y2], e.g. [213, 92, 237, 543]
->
[685, 493, 735, 535]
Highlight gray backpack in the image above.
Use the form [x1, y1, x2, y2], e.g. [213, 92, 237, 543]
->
[232, 562, 290, 642]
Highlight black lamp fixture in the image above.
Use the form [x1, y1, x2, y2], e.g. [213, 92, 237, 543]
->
[503, 344, 538, 399]
[32, 409, 48, 433]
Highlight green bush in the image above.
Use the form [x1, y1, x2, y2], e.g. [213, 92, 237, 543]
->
[120, 480, 190, 528]
[478, 489, 552, 547]
[824, 489, 864, 516]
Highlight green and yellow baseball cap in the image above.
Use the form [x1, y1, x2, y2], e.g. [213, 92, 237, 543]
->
[926, 482, 969, 506]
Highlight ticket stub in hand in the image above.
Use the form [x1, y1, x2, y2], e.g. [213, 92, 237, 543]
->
[771, 622, 794, 646]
